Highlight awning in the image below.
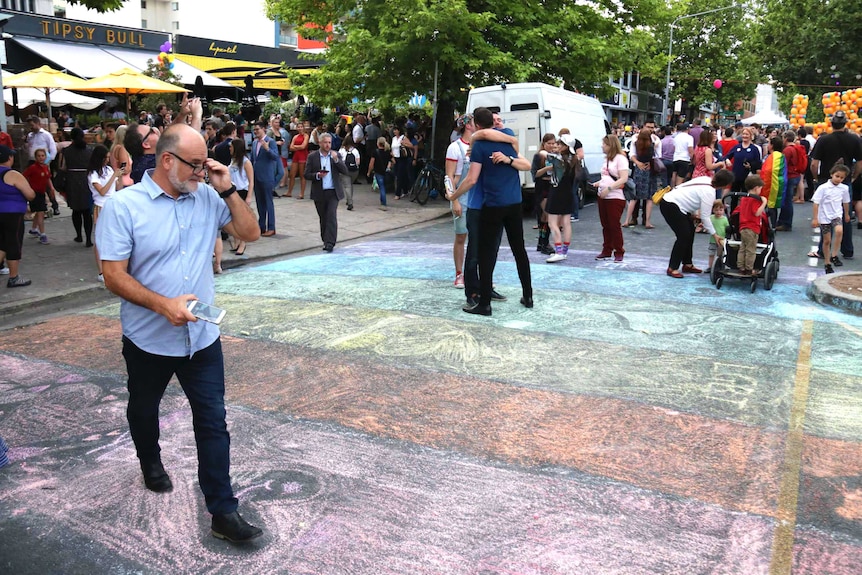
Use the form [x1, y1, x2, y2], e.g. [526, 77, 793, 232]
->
[11, 37, 231, 88]
[174, 53, 315, 91]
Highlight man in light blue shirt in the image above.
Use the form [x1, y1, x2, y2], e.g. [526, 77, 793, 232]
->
[97, 123, 263, 543]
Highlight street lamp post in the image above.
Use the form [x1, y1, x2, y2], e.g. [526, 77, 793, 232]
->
[662, 4, 739, 125]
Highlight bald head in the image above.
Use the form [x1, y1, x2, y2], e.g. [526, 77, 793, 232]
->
[152, 123, 208, 197]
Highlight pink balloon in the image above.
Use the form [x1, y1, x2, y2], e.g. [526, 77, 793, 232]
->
[713, 79, 723, 89]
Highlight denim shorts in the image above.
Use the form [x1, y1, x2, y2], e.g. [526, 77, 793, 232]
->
[453, 210, 467, 234]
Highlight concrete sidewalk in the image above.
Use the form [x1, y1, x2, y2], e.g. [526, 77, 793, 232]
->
[0, 182, 450, 321]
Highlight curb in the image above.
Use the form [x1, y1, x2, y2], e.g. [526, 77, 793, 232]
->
[0, 285, 114, 324]
[806, 271, 862, 316]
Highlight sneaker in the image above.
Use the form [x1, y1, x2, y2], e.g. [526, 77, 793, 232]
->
[462, 296, 478, 311]
[0, 266, 8, 275]
[825, 264, 835, 274]
[97, 273, 104, 283]
[454, 273, 465, 288]
[572, 217, 579, 222]
[831, 256, 844, 267]
[546, 253, 567, 263]
[7, 275, 31, 288]
[595, 253, 612, 260]
[490, 289, 507, 301]
[39, 234, 49, 245]
[28, 228, 39, 236]
[774, 225, 791, 232]
[614, 254, 624, 262]
[843, 254, 854, 260]
[53, 208, 60, 216]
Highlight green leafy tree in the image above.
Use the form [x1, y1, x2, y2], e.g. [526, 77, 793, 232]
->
[757, 0, 862, 103]
[64, 0, 126, 12]
[137, 59, 184, 119]
[265, 0, 668, 160]
[657, 0, 762, 116]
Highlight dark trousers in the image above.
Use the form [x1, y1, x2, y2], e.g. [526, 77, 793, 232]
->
[660, 200, 696, 270]
[464, 207, 503, 299]
[477, 203, 532, 306]
[395, 157, 412, 198]
[314, 188, 339, 247]
[597, 197, 625, 256]
[777, 176, 801, 228]
[71, 209, 93, 243]
[254, 178, 276, 232]
[122, 336, 237, 516]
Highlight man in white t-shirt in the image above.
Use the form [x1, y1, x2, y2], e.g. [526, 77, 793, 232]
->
[672, 123, 695, 186]
[445, 114, 475, 288]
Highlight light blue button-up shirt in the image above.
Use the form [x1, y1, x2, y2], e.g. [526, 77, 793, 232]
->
[96, 170, 231, 357]
[319, 153, 334, 189]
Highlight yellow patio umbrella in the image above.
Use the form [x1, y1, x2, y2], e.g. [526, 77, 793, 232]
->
[4, 65, 89, 121]
[78, 67, 189, 116]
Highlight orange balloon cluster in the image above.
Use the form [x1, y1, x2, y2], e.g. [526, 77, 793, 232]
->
[815, 88, 862, 135]
[789, 94, 809, 127]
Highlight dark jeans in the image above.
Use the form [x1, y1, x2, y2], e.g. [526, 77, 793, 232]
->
[122, 336, 237, 516]
[778, 176, 801, 228]
[477, 203, 532, 306]
[254, 178, 276, 232]
[313, 188, 339, 247]
[660, 200, 696, 270]
[464, 206, 503, 300]
[395, 157, 412, 198]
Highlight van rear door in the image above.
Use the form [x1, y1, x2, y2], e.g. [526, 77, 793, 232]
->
[499, 110, 541, 189]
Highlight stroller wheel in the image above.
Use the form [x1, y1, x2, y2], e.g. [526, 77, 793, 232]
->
[716, 276, 724, 290]
[750, 279, 757, 293]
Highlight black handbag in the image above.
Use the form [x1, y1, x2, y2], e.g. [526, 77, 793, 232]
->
[52, 169, 67, 192]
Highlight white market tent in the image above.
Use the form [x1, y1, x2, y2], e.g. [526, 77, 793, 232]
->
[740, 110, 789, 125]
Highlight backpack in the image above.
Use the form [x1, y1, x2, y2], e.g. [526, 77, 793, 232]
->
[345, 150, 358, 172]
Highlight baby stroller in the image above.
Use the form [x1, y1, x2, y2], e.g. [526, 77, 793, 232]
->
[711, 193, 780, 292]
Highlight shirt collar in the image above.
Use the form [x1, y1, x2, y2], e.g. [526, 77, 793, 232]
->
[141, 169, 194, 202]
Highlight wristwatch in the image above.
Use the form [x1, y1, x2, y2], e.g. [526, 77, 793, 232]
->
[219, 185, 237, 199]
[508, 156, 515, 165]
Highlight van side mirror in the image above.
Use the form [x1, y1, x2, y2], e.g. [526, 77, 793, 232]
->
[542, 110, 551, 119]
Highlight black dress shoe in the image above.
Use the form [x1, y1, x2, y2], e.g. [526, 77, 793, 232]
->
[323, 244, 334, 252]
[141, 460, 173, 493]
[212, 511, 263, 543]
[520, 296, 534, 308]
[490, 289, 507, 301]
[462, 302, 492, 316]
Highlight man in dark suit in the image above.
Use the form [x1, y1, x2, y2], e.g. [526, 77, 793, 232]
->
[305, 133, 348, 251]
[250, 120, 279, 236]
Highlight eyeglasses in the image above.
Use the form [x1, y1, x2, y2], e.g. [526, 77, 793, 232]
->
[167, 151, 206, 175]
[142, 127, 158, 143]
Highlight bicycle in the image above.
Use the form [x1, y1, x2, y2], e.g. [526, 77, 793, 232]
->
[409, 159, 445, 206]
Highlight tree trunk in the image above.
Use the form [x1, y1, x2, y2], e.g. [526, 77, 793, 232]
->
[431, 97, 456, 168]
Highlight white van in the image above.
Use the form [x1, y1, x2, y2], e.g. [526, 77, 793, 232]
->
[465, 82, 610, 203]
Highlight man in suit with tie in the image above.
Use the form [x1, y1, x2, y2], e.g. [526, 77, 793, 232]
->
[251, 120, 279, 236]
[305, 133, 348, 252]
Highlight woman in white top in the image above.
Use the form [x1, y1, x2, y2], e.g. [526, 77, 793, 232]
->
[227, 138, 255, 257]
[660, 169, 733, 277]
[338, 133, 361, 210]
[391, 125, 415, 199]
[87, 144, 126, 281]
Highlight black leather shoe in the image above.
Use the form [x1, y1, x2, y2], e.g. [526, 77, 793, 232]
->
[490, 289, 507, 301]
[141, 460, 173, 493]
[463, 302, 492, 316]
[520, 296, 534, 308]
[323, 244, 334, 252]
[211, 511, 263, 543]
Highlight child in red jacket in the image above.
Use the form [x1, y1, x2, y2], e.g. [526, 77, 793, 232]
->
[737, 175, 768, 275]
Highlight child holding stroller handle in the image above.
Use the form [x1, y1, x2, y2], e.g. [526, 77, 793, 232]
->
[738, 175, 768, 275]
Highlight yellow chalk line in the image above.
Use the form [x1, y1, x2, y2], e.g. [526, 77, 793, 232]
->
[769, 319, 814, 575]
